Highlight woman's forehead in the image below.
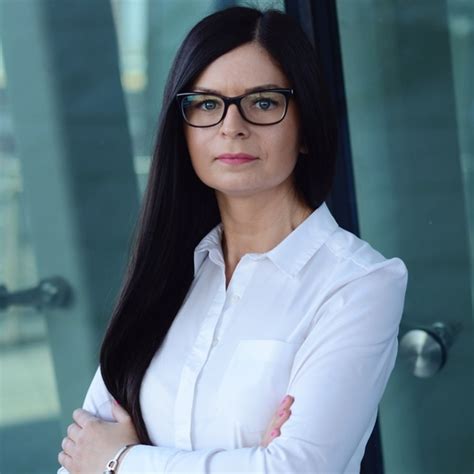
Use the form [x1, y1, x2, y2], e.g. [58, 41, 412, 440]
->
[190, 43, 289, 93]
[192, 83, 284, 95]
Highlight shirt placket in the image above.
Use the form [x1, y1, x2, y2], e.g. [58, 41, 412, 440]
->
[211, 256, 260, 346]
[173, 248, 226, 449]
[173, 253, 260, 449]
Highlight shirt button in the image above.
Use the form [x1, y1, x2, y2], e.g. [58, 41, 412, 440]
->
[230, 294, 241, 304]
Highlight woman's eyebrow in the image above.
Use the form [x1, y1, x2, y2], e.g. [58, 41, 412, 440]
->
[192, 83, 282, 94]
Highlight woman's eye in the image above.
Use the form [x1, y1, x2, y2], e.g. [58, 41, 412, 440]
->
[253, 98, 277, 110]
[197, 100, 219, 111]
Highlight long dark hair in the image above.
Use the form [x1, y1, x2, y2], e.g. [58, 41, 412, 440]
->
[100, 5, 337, 444]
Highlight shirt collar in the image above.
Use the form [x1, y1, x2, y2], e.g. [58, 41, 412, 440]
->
[193, 201, 339, 278]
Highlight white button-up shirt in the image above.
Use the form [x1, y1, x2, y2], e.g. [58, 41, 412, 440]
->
[58, 202, 408, 473]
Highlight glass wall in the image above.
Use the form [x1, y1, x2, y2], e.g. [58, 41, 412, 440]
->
[0, 16, 62, 474]
[336, 0, 473, 472]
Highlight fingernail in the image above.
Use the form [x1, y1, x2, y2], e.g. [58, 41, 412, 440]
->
[278, 410, 285, 417]
[271, 429, 278, 437]
[280, 396, 288, 405]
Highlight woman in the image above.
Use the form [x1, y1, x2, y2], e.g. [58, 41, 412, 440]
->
[58, 6, 408, 473]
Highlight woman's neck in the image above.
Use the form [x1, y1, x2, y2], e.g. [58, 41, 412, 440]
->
[217, 190, 313, 272]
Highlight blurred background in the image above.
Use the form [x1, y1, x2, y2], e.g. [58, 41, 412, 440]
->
[0, 0, 472, 473]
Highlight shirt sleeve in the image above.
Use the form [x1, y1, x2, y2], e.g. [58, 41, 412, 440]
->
[118, 257, 408, 474]
[57, 365, 115, 473]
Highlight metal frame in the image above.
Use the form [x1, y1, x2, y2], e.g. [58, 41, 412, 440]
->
[285, 0, 360, 236]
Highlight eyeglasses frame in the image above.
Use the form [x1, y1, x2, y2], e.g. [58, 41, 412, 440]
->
[175, 88, 294, 128]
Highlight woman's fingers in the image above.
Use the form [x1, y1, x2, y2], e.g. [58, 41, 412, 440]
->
[271, 395, 294, 428]
[61, 437, 75, 456]
[66, 422, 81, 442]
[260, 395, 294, 448]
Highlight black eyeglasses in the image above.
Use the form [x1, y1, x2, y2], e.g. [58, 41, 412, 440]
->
[175, 88, 294, 127]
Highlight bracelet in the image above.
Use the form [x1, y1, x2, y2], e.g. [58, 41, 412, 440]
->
[103, 444, 137, 474]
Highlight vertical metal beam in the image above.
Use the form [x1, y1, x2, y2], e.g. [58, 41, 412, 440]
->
[285, 0, 359, 236]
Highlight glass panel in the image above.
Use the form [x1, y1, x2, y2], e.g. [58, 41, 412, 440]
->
[336, 0, 473, 472]
[0, 42, 62, 474]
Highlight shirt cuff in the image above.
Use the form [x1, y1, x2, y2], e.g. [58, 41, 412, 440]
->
[118, 444, 180, 473]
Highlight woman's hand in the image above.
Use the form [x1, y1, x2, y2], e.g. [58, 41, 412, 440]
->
[260, 395, 294, 447]
[58, 400, 139, 473]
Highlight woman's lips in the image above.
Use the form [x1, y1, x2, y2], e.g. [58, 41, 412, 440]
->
[216, 153, 258, 165]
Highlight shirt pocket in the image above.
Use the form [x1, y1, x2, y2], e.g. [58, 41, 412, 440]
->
[216, 339, 299, 433]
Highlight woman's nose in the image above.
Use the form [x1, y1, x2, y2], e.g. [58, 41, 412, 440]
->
[219, 104, 249, 137]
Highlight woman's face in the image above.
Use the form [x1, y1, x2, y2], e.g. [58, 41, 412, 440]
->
[183, 42, 306, 200]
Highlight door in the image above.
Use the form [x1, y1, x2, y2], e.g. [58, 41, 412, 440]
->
[336, 1, 473, 472]
[0, 1, 138, 472]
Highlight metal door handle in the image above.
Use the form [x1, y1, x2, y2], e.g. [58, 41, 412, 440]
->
[399, 321, 462, 378]
[0, 276, 73, 311]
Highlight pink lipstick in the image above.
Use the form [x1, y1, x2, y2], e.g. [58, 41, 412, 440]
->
[217, 153, 258, 165]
